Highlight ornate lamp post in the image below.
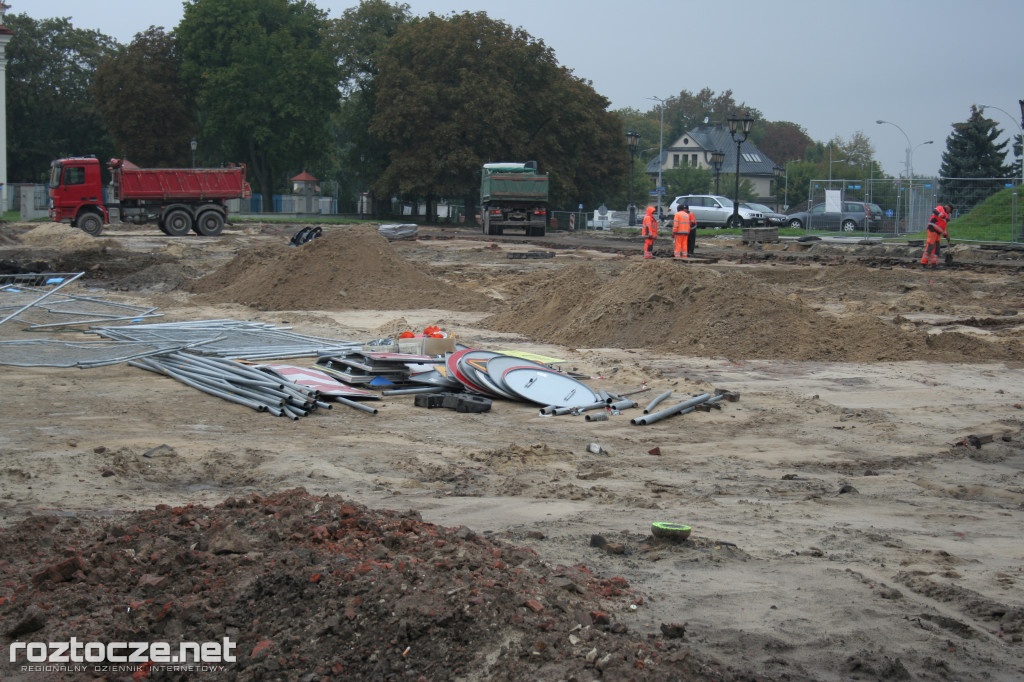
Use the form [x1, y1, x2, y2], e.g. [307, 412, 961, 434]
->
[710, 149, 725, 195]
[626, 130, 641, 226]
[773, 166, 785, 211]
[727, 112, 753, 227]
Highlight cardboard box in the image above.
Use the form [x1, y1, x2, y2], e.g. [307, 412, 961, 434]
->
[398, 336, 456, 356]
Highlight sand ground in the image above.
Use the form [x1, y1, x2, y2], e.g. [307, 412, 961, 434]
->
[1, 220, 1023, 680]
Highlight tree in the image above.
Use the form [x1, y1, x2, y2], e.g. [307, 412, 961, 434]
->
[779, 160, 820, 209]
[5, 13, 120, 182]
[369, 12, 627, 214]
[662, 88, 761, 142]
[661, 166, 712, 198]
[177, 0, 342, 210]
[328, 0, 411, 214]
[716, 173, 757, 202]
[939, 105, 1012, 207]
[92, 28, 197, 167]
[754, 121, 813, 165]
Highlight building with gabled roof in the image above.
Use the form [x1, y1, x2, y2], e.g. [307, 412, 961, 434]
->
[646, 124, 780, 202]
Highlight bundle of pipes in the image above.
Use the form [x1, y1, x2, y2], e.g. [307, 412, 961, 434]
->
[129, 351, 338, 420]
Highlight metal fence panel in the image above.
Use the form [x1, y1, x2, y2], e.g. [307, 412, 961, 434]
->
[799, 177, 1021, 242]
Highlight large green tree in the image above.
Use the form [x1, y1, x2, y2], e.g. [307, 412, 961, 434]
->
[328, 0, 411, 214]
[92, 28, 197, 167]
[177, 0, 342, 210]
[5, 13, 119, 182]
[755, 121, 813, 166]
[369, 11, 627, 214]
[939, 105, 1012, 207]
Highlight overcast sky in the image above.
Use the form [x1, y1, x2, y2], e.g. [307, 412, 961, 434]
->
[18, 0, 1024, 178]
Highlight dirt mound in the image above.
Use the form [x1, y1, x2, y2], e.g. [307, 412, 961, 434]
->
[189, 226, 494, 312]
[19, 223, 114, 250]
[481, 260, 1022, 362]
[0, 489, 762, 681]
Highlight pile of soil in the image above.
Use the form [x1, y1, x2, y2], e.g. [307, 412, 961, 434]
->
[18, 224, 106, 250]
[0, 489, 764, 681]
[481, 260, 1023, 362]
[188, 227, 494, 313]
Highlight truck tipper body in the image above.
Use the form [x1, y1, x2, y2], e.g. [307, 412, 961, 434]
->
[48, 157, 251, 237]
[479, 162, 548, 236]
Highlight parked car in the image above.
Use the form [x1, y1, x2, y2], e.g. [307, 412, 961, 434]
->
[666, 195, 764, 228]
[742, 202, 787, 226]
[785, 201, 884, 232]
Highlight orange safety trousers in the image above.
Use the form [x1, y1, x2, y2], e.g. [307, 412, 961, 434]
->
[920, 231, 942, 266]
[643, 236, 657, 258]
[673, 231, 690, 258]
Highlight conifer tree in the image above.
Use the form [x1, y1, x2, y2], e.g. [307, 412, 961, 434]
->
[939, 105, 1012, 207]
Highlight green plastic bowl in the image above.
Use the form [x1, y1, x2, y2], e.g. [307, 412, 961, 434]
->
[651, 522, 691, 541]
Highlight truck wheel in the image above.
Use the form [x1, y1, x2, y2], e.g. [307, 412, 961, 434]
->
[77, 212, 103, 236]
[163, 209, 193, 236]
[194, 211, 225, 236]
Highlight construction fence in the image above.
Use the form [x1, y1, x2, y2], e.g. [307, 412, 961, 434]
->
[802, 176, 1022, 242]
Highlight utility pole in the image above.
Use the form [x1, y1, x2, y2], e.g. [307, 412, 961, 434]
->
[649, 96, 668, 217]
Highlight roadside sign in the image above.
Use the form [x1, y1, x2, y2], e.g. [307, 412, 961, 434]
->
[656, 186, 666, 191]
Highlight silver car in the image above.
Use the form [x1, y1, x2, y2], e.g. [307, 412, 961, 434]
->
[667, 194, 764, 228]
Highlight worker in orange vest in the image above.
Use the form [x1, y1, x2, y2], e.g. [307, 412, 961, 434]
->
[641, 206, 659, 259]
[672, 203, 696, 259]
[920, 204, 951, 269]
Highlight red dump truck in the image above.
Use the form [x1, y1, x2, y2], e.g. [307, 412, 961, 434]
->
[48, 157, 251, 237]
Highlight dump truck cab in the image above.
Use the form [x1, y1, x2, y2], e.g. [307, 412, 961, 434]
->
[48, 157, 109, 234]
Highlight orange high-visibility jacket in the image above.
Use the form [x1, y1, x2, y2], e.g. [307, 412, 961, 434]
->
[642, 207, 659, 238]
[673, 210, 695, 234]
[926, 205, 949, 239]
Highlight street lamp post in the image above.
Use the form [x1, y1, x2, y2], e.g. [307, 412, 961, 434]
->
[0, 10, 12, 217]
[727, 112, 753, 228]
[913, 139, 934, 175]
[190, 139, 197, 169]
[876, 119, 919, 233]
[710, 149, 725, 195]
[980, 104, 1024, 238]
[828, 144, 846, 185]
[359, 153, 365, 221]
[626, 130, 641, 226]
[649, 96, 668, 217]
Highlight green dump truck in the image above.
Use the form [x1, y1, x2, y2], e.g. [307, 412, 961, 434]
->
[480, 161, 549, 236]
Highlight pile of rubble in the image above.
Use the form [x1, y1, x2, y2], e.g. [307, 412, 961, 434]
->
[0, 489, 770, 681]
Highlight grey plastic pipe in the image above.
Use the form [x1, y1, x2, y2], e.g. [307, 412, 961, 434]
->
[631, 393, 711, 426]
[643, 390, 673, 414]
